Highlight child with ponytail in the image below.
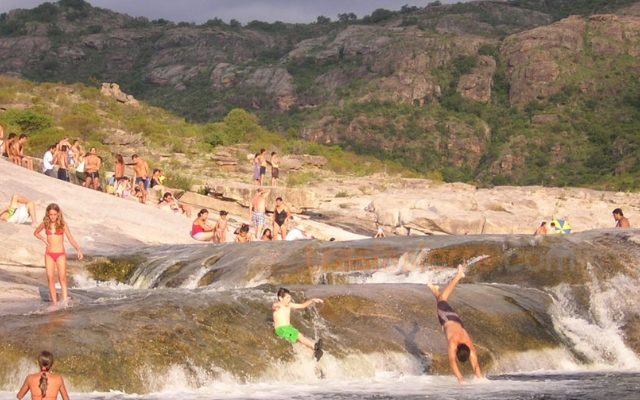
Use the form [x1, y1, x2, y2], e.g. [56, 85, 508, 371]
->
[17, 351, 70, 400]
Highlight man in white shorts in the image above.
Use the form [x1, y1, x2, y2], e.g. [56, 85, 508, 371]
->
[0, 195, 37, 226]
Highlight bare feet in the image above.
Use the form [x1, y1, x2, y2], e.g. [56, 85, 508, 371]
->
[457, 263, 466, 278]
[427, 283, 439, 291]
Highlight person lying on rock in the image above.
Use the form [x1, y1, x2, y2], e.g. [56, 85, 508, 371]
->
[0, 194, 37, 227]
[272, 287, 324, 361]
[427, 263, 483, 384]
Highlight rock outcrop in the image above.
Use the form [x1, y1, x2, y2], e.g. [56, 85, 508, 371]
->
[100, 83, 139, 106]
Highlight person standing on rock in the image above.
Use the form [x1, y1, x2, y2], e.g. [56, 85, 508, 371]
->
[128, 154, 150, 203]
[427, 263, 483, 384]
[250, 187, 270, 239]
[534, 221, 548, 235]
[270, 151, 280, 187]
[272, 287, 324, 361]
[17, 351, 70, 400]
[214, 210, 229, 243]
[83, 147, 102, 190]
[259, 148, 268, 186]
[253, 153, 261, 186]
[272, 197, 290, 240]
[613, 208, 630, 228]
[33, 203, 83, 305]
[42, 144, 57, 178]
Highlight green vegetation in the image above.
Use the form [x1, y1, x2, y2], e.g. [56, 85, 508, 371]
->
[507, 0, 638, 19]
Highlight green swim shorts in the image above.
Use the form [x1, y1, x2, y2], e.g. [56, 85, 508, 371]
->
[275, 325, 300, 343]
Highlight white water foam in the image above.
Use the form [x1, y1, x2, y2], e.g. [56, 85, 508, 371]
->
[549, 269, 640, 370]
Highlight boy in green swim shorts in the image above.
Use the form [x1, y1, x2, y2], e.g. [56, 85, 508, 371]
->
[273, 287, 324, 360]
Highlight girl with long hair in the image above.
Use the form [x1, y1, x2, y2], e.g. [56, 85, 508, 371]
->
[17, 351, 70, 400]
[191, 209, 215, 242]
[33, 204, 83, 304]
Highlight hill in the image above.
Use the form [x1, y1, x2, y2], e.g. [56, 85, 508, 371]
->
[1, 0, 640, 189]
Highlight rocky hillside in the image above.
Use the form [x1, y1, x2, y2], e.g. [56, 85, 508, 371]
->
[1, 0, 640, 189]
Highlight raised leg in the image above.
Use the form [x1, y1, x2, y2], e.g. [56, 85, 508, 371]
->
[439, 264, 466, 302]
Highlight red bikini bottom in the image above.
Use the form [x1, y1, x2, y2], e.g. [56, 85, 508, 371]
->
[45, 252, 66, 263]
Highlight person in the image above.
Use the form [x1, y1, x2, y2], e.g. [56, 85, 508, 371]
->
[250, 187, 270, 239]
[114, 154, 125, 181]
[285, 220, 312, 241]
[427, 263, 483, 384]
[261, 228, 273, 241]
[191, 209, 215, 241]
[613, 208, 630, 228]
[259, 148, 268, 186]
[42, 144, 57, 178]
[0, 124, 4, 155]
[272, 287, 324, 361]
[0, 194, 37, 226]
[253, 153, 261, 185]
[11, 134, 34, 170]
[534, 221, 548, 235]
[54, 145, 70, 182]
[213, 210, 228, 243]
[3, 132, 16, 159]
[150, 168, 166, 193]
[33, 203, 83, 304]
[270, 151, 280, 187]
[83, 147, 102, 190]
[115, 177, 132, 199]
[157, 192, 191, 217]
[129, 154, 150, 190]
[374, 225, 386, 238]
[272, 197, 290, 240]
[133, 185, 145, 203]
[17, 351, 70, 400]
[234, 223, 251, 243]
[70, 139, 84, 166]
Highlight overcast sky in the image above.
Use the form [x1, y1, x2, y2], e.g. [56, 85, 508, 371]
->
[0, 0, 466, 24]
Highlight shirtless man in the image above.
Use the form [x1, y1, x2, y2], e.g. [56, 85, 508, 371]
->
[259, 148, 268, 186]
[214, 210, 228, 243]
[129, 154, 150, 201]
[11, 134, 34, 170]
[0, 194, 37, 227]
[613, 208, 630, 228]
[83, 147, 102, 190]
[272, 287, 324, 361]
[272, 197, 290, 240]
[4, 133, 16, 160]
[427, 263, 483, 384]
[250, 187, 270, 239]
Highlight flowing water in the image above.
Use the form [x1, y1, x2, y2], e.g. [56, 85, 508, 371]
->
[1, 230, 639, 399]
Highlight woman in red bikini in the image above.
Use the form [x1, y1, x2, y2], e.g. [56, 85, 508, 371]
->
[34, 204, 83, 304]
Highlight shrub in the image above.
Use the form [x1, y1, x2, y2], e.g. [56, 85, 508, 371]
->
[164, 174, 195, 192]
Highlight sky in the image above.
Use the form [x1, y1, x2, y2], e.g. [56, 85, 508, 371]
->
[0, 0, 466, 24]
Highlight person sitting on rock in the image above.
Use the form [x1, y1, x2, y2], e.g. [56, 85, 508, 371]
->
[534, 221, 548, 235]
[191, 209, 215, 241]
[157, 192, 191, 217]
[234, 223, 251, 243]
[613, 208, 630, 228]
[0, 194, 37, 227]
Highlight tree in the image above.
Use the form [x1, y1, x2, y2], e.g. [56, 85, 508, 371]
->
[337, 13, 357, 23]
[316, 15, 331, 24]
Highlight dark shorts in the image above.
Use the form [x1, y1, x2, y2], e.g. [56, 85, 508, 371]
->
[44, 169, 56, 178]
[272, 167, 279, 178]
[57, 169, 69, 182]
[437, 300, 464, 328]
[260, 166, 266, 176]
[135, 177, 150, 190]
[86, 171, 100, 180]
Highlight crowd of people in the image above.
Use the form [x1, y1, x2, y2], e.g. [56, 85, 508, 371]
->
[534, 209, 631, 236]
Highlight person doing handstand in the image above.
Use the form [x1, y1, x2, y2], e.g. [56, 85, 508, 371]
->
[272, 287, 324, 361]
[427, 263, 483, 384]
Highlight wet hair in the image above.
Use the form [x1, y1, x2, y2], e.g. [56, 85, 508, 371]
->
[116, 154, 124, 164]
[277, 287, 291, 300]
[220, 210, 228, 216]
[275, 197, 283, 202]
[613, 208, 624, 216]
[43, 204, 65, 231]
[197, 208, 208, 217]
[456, 344, 470, 363]
[38, 351, 54, 397]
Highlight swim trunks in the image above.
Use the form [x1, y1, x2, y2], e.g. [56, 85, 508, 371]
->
[272, 167, 279, 179]
[252, 211, 265, 226]
[437, 300, 464, 328]
[260, 166, 266, 176]
[275, 325, 299, 343]
[86, 171, 100, 180]
[7, 205, 29, 224]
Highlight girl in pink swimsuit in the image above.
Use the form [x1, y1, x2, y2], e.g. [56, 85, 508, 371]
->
[34, 204, 83, 304]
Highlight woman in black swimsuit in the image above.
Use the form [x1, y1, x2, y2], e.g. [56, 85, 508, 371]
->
[272, 197, 290, 240]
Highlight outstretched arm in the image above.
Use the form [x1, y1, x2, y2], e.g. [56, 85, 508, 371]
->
[448, 342, 465, 384]
[470, 347, 483, 379]
[291, 298, 323, 309]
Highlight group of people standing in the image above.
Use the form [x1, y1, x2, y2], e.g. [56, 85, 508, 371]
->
[534, 208, 631, 235]
[253, 148, 280, 187]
